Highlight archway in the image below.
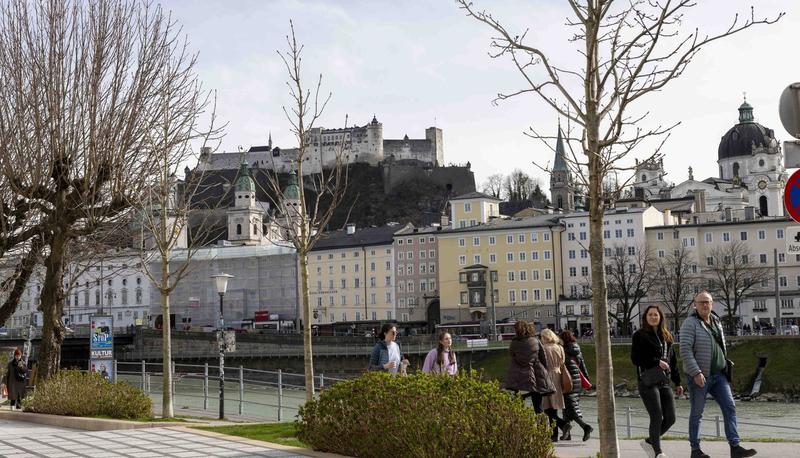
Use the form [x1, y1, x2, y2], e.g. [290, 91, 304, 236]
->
[426, 299, 440, 334]
[759, 195, 768, 216]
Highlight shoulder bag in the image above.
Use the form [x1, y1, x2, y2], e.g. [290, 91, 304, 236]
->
[560, 363, 573, 392]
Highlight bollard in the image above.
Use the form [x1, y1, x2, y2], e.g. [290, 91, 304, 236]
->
[141, 360, 146, 391]
[172, 360, 176, 397]
[319, 373, 325, 391]
[277, 369, 283, 422]
[238, 366, 244, 415]
[626, 406, 632, 439]
[203, 362, 209, 410]
[715, 415, 721, 437]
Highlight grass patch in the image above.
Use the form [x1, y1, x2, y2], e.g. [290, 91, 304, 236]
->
[195, 422, 306, 448]
[472, 337, 800, 394]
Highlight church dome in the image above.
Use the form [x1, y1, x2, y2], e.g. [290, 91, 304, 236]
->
[718, 100, 778, 160]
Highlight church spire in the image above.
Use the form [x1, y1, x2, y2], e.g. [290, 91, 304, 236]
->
[268, 131, 273, 150]
[553, 126, 569, 172]
[738, 96, 754, 123]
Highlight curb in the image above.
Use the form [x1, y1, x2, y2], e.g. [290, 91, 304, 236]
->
[0, 410, 185, 431]
[179, 426, 349, 457]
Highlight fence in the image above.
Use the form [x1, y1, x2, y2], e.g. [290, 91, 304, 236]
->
[115, 361, 345, 421]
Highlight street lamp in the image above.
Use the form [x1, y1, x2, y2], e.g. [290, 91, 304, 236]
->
[210, 272, 234, 420]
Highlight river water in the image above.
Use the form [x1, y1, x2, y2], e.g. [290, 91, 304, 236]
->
[578, 396, 800, 441]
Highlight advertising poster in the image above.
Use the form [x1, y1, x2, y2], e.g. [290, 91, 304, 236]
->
[90, 316, 114, 381]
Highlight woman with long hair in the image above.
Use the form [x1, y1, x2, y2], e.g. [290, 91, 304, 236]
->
[540, 328, 569, 442]
[422, 332, 457, 375]
[560, 329, 593, 441]
[3, 348, 27, 409]
[632, 305, 683, 458]
[368, 323, 409, 374]
[505, 320, 553, 413]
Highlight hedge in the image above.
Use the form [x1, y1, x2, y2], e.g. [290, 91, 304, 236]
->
[297, 371, 553, 458]
[23, 370, 151, 419]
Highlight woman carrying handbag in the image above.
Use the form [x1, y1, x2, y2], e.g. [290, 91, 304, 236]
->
[540, 329, 569, 442]
[631, 305, 684, 458]
[560, 329, 594, 441]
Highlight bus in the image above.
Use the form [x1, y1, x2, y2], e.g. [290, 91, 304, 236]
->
[434, 320, 523, 341]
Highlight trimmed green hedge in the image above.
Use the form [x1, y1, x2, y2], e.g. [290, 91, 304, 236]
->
[23, 370, 151, 419]
[297, 371, 553, 458]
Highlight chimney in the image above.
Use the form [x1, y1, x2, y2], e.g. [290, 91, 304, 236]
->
[692, 190, 706, 213]
[663, 209, 672, 225]
[346, 223, 356, 235]
[440, 213, 449, 228]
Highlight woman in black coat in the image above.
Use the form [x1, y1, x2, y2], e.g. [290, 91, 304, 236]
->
[3, 348, 27, 409]
[506, 320, 554, 413]
[631, 305, 683, 458]
[560, 330, 593, 441]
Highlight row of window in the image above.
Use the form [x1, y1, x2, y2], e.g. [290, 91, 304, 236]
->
[65, 288, 144, 307]
[656, 229, 785, 242]
[397, 263, 436, 276]
[397, 236, 436, 245]
[601, 229, 636, 239]
[315, 249, 388, 261]
[457, 251, 553, 266]
[398, 279, 437, 292]
[316, 276, 393, 290]
[458, 269, 554, 283]
[316, 292, 393, 307]
[325, 311, 392, 323]
[398, 250, 435, 260]
[315, 261, 391, 275]
[563, 304, 592, 315]
[459, 288, 554, 304]
[457, 232, 552, 247]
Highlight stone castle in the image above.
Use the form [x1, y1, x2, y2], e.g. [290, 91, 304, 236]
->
[197, 116, 444, 174]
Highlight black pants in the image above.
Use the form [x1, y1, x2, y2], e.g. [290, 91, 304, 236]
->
[638, 381, 676, 454]
[512, 390, 543, 414]
[545, 408, 566, 438]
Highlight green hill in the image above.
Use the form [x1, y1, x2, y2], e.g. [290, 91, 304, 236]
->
[471, 337, 800, 395]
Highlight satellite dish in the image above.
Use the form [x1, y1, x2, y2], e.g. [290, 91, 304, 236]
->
[778, 83, 800, 139]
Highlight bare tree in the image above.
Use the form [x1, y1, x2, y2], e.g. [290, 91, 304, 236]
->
[0, 0, 210, 379]
[457, 1, 780, 454]
[261, 22, 350, 403]
[706, 241, 771, 334]
[605, 244, 656, 336]
[654, 242, 700, 333]
[481, 173, 504, 199]
[503, 168, 536, 202]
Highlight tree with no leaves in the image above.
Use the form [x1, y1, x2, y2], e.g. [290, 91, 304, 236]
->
[0, 0, 212, 379]
[705, 240, 771, 334]
[262, 22, 350, 402]
[457, 1, 781, 454]
[605, 244, 656, 336]
[654, 242, 701, 333]
[481, 173, 504, 199]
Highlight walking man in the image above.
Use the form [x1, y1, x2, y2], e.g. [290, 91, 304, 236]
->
[680, 291, 756, 458]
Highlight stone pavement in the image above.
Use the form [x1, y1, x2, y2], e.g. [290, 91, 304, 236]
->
[0, 419, 338, 457]
[554, 438, 797, 457]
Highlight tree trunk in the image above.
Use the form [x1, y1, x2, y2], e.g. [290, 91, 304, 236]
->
[161, 257, 174, 418]
[300, 250, 315, 402]
[38, 231, 68, 380]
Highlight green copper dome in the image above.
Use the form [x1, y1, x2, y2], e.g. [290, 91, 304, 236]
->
[284, 170, 300, 201]
[235, 160, 256, 193]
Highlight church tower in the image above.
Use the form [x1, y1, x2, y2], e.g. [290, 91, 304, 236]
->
[227, 160, 265, 245]
[550, 126, 575, 212]
[281, 169, 303, 236]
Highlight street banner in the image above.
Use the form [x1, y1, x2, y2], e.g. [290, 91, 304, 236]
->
[90, 316, 114, 381]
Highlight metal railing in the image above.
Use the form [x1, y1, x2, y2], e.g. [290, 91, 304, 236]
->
[115, 361, 345, 421]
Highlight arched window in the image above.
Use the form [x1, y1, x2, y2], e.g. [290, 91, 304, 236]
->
[733, 162, 740, 178]
[236, 224, 242, 235]
[557, 195, 563, 209]
[253, 223, 258, 234]
[641, 174, 647, 181]
[759, 196, 768, 216]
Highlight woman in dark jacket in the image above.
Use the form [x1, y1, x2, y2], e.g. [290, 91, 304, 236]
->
[560, 330, 593, 441]
[3, 348, 27, 409]
[506, 320, 553, 413]
[631, 305, 683, 458]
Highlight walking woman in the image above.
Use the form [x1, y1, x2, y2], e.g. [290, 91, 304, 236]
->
[505, 320, 553, 413]
[422, 332, 457, 375]
[3, 348, 27, 409]
[540, 328, 569, 442]
[631, 305, 683, 458]
[560, 329, 593, 441]
[368, 323, 409, 374]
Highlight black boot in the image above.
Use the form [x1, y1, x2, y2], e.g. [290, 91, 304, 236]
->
[559, 422, 572, 440]
[581, 424, 593, 441]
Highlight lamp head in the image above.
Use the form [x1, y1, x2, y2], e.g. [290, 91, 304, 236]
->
[211, 273, 234, 295]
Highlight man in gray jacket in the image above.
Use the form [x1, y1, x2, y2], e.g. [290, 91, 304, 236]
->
[680, 291, 756, 458]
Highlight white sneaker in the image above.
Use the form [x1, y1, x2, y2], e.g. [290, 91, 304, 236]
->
[656, 454, 668, 458]
[639, 439, 656, 458]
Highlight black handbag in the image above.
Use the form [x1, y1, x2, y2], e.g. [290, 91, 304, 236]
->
[640, 366, 669, 387]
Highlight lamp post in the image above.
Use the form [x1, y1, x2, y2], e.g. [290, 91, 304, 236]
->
[211, 272, 234, 420]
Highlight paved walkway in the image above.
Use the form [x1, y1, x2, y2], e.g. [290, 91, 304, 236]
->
[0, 419, 336, 458]
[554, 438, 797, 457]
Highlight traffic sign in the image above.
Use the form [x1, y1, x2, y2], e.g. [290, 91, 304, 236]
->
[786, 226, 800, 254]
[784, 169, 800, 223]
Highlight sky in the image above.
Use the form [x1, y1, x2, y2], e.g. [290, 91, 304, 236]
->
[167, 0, 800, 191]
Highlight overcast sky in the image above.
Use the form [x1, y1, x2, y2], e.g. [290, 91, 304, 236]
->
[168, 0, 800, 190]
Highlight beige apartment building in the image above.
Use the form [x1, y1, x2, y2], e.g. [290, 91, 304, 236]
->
[307, 224, 400, 325]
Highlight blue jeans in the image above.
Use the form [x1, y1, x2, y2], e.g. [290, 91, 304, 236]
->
[687, 373, 740, 450]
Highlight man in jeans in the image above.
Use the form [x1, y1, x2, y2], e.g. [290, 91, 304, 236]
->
[680, 291, 756, 458]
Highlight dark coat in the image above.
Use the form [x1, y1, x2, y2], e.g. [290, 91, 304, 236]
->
[506, 336, 554, 394]
[4, 358, 27, 401]
[563, 342, 589, 394]
[631, 329, 681, 386]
